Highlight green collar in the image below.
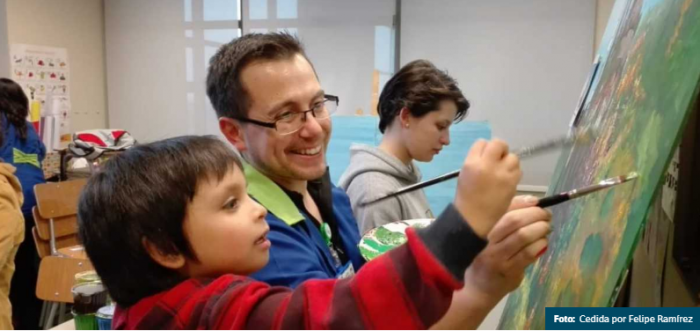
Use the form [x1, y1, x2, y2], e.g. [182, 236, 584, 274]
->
[244, 163, 305, 226]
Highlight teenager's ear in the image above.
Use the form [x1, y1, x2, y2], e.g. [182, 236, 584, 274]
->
[399, 107, 412, 128]
[142, 238, 186, 270]
[219, 117, 248, 152]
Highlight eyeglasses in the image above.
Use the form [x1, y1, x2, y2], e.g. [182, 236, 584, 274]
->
[236, 94, 339, 135]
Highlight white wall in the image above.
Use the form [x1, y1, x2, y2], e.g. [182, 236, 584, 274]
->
[105, 0, 394, 142]
[6, 0, 107, 131]
[242, 0, 396, 116]
[0, 0, 9, 78]
[401, 0, 596, 187]
[292, 0, 395, 116]
[105, 0, 197, 141]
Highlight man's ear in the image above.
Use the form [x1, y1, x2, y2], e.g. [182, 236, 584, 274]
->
[142, 238, 186, 270]
[219, 117, 247, 152]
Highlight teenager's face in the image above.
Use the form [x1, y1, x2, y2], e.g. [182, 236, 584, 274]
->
[403, 100, 457, 162]
[183, 166, 270, 277]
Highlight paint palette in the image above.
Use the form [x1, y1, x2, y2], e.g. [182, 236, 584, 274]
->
[358, 219, 434, 261]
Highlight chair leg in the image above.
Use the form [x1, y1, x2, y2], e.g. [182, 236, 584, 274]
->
[44, 302, 59, 330]
[58, 302, 67, 323]
[39, 301, 48, 328]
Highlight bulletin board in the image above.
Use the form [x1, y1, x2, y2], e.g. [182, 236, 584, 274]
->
[10, 43, 71, 150]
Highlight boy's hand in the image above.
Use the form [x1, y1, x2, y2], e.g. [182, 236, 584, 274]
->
[463, 196, 552, 301]
[426, 196, 551, 330]
[453, 139, 522, 238]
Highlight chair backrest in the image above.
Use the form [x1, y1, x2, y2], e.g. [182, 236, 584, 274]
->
[32, 226, 81, 259]
[33, 179, 88, 241]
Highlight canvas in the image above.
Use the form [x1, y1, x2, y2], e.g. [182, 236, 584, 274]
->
[500, 0, 700, 329]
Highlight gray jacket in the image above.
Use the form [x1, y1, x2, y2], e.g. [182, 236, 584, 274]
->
[338, 144, 434, 235]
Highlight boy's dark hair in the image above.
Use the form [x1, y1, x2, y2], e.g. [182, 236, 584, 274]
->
[0, 78, 30, 147]
[78, 135, 243, 306]
[377, 59, 470, 133]
[206, 32, 314, 120]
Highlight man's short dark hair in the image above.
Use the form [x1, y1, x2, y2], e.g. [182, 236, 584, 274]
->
[206, 32, 312, 119]
[78, 135, 243, 306]
[377, 59, 470, 133]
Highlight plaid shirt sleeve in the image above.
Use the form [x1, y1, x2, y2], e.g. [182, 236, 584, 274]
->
[114, 204, 486, 330]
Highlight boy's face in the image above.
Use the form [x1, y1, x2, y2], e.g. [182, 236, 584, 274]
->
[182, 166, 270, 277]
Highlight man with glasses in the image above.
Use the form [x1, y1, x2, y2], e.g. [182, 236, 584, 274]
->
[207, 33, 365, 287]
[206, 33, 553, 329]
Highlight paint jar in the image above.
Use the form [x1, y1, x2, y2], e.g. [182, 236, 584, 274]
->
[74, 271, 100, 285]
[72, 282, 108, 330]
[96, 305, 115, 330]
[74, 272, 114, 307]
[73, 313, 98, 330]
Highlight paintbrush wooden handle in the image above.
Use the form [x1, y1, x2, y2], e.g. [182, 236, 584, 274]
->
[536, 193, 569, 208]
[360, 132, 587, 207]
[360, 169, 460, 206]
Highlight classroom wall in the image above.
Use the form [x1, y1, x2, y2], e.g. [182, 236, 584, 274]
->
[291, 0, 395, 117]
[5, 0, 107, 131]
[400, 0, 596, 188]
[1, 0, 615, 150]
[0, 0, 9, 78]
[104, 0, 394, 142]
[104, 0, 193, 141]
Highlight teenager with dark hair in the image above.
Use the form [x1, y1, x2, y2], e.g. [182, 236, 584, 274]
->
[339, 59, 470, 234]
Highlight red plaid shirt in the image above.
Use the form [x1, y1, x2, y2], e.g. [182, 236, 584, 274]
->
[113, 205, 486, 329]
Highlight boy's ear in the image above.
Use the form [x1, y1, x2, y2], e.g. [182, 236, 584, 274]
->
[142, 238, 186, 270]
[219, 117, 248, 152]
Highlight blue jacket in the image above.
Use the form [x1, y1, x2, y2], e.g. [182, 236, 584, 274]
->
[245, 165, 365, 288]
[0, 115, 46, 215]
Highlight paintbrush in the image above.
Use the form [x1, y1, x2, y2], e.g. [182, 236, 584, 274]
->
[359, 129, 594, 207]
[536, 172, 638, 208]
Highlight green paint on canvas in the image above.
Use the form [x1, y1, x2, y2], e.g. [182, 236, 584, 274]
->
[500, 0, 700, 329]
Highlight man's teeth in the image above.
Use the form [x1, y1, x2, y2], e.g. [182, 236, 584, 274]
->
[295, 146, 321, 155]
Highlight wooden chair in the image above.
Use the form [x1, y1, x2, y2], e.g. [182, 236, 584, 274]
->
[32, 179, 92, 329]
[37, 257, 93, 328]
[33, 179, 87, 256]
[32, 209, 85, 260]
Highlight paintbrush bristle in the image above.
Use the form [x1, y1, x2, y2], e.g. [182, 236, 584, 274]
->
[623, 171, 639, 182]
[606, 172, 639, 185]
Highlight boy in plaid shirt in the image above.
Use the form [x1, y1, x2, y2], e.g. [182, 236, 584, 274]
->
[78, 135, 548, 329]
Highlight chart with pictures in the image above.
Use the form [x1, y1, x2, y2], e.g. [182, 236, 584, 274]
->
[10, 44, 71, 137]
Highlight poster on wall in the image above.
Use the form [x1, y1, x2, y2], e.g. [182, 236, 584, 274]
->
[661, 148, 679, 220]
[9, 43, 71, 150]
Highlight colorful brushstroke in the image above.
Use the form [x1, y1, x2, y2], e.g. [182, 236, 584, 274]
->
[500, 0, 700, 329]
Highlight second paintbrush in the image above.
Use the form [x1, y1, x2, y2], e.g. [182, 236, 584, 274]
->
[359, 129, 594, 207]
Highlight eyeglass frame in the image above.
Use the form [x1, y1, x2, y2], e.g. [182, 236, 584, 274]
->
[231, 94, 339, 135]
